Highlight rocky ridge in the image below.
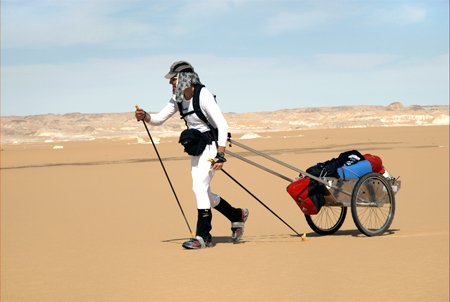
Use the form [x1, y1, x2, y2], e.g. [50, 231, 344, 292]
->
[1, 102, 448, 144]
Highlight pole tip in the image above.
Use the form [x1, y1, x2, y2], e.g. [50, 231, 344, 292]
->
[191, 232, 195, 237]
[135, 104, 140, 110]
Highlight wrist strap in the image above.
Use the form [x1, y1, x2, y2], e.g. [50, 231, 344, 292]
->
[215, 155, 227, 163]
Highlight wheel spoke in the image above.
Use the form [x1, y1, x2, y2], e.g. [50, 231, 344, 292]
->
[306, 206, 347, 235]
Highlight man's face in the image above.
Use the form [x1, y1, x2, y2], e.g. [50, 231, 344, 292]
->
[169, 75, 177, 92]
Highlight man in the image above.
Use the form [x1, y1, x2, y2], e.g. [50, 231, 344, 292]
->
[135, 61, 248, 249]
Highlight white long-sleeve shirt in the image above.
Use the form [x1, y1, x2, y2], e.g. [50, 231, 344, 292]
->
[148, 87, 229, 147]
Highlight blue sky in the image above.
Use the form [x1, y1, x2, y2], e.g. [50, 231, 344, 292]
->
[1, 0, 449, 116]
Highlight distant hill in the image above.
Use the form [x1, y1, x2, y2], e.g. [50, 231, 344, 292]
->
[1, 103, 448, 144]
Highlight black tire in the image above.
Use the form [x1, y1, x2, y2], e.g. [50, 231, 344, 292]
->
[351, 172, 395, 236]
[305, 206, 347, 235]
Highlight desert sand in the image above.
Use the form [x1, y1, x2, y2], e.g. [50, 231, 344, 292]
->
[1, 125, 449, 301]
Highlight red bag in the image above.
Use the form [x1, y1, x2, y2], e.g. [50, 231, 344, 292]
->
[363, 154, 385, 174]
[287, 178, 324, 215]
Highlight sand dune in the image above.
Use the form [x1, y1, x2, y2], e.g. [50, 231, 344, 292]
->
[1, 126, 449, 301]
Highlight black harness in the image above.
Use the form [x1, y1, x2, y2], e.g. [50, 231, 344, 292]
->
[176, 84, 218, 146]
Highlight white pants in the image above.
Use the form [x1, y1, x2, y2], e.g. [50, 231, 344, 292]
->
[191, 143, 221, 210]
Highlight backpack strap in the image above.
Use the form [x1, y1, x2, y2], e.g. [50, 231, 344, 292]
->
[177, 84, 206, 124]
[192, 84, 210, 126]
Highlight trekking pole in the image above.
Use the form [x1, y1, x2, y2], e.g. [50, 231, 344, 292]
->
[220, 168, 301, 236]
[135, 105, 194, 237]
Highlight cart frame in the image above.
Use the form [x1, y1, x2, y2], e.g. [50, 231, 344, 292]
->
[225, 137, 400, 237]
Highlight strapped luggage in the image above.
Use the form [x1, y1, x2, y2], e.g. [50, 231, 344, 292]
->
[337, 160, 372, 179]
[286, 150, 386, 215]
[363, 153, 385, 174]
[286, 178, 325, 215]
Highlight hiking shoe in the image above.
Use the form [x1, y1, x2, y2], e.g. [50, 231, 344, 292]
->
[182, 236, 212, 249]
[231, 208, 249, 242]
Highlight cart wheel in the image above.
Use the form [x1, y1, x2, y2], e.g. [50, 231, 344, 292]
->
[351, 172, 395, 236]
[305, 206, 347, 235]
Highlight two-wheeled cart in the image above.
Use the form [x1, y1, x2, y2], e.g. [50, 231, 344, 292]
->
[225, 137, 401, 237]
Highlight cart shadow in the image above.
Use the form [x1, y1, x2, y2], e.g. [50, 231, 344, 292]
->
[305, 228, 400, 238]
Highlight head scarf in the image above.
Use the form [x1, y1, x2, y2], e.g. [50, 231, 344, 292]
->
[174, 71, 201, 103]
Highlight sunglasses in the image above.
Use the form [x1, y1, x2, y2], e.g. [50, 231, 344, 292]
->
[170, 75, 178, 82]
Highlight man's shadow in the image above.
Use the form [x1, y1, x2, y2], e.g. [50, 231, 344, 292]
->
[162, 236, 246, 247]
[162, 228, 400, 246]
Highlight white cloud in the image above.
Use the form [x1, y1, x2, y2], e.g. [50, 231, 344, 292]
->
[2, 0, 250, 50]
[265, 2, 429, 36]
[266, 10, 331, 35]
[1, 1, 157, 49]
[176, 0, 236, 18]
[370, 4, 427, 26]
[264, 1, 362, 35]
[314, 54, 402, 70]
